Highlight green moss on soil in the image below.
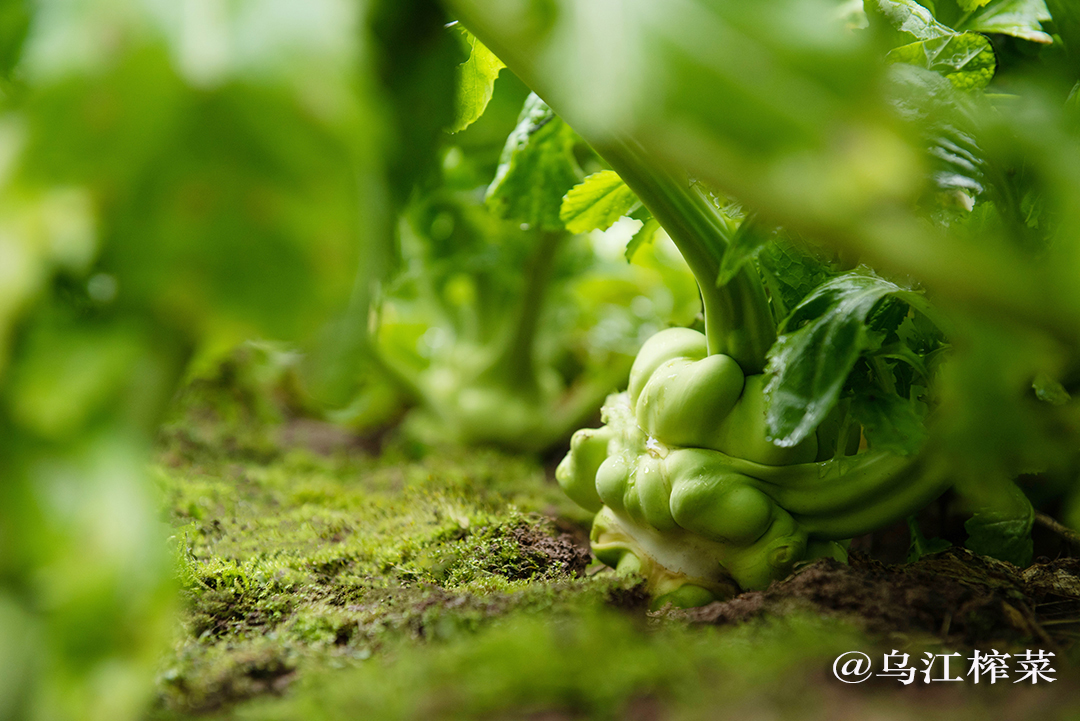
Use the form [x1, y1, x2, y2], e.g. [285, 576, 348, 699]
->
[149, 358, 1080, 720]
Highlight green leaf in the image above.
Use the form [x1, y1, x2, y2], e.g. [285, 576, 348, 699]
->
[887, 32, 997, 90]
[958, 473, 1034, 566]
[0, 0, 29, 79]
[964, 505, 1035, 566]
[875, 0, 957, 40]
[560, 170, 640, 234]
[885, 65, 987, 202]
[371, 0, 460, 204]
[1045, 0, 1080, 56]
[963, 0, 1052, 45]
[852, 391, 929, 455]
[716, 215, 773, 286]
[1033, 371, 1071, 405]
[965, 513, 1034, 566]
[449, 29, 505, 134]
[625, 208, 660, 262]
[7, 315, 142, 439]
[756, 240, 836, 324]
[957, 0, 992, 12]
[906, 517, 952, 563]
[764, 272, 926, 446]
[486, 93, 581, 231]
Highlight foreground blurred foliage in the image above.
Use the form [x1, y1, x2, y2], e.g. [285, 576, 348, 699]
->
[0, 0, 694, 716]
[0, 0, 403, 718]
[448, 0, 1080, 571]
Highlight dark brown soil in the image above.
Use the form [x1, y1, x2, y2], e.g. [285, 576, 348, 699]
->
[509, 525, 592, 579]
[672, 549, 1080, 651]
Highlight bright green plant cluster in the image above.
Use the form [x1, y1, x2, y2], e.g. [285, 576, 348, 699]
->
[557, 327, 952, 606]
[443, 0, 1080, 603]
[0, 1, 467, 718]
[357, 84, 700, 452]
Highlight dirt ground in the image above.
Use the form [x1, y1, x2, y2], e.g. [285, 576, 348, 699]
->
[149, 378, 1080, 720]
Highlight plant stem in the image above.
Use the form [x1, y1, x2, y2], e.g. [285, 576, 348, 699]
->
[598, 139, 776, 373]
[447, 8, 776, 373]
[482, 229, 564, 392]
[1034, 511, 1080, 553]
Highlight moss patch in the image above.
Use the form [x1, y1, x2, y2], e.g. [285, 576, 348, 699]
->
[152, 411, 633, 716]
[150, 357, 1080, 720]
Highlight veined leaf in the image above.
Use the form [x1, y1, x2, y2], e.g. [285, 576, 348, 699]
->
[963, 0, 1052, 45]
[560, 170, 640, 234]
[962, 476, 1034, 566]
[486, 93, 581, 231]
[930, 125, 985, 195]
[875, 0, 957, 40]
[887, 32, 996, 90]
[716, 214, 772, 286]
[449, 29, 505, 134]
[756, 240, 835, 322]
[852, 391, 928, 455]
[764, 272, 926, 446]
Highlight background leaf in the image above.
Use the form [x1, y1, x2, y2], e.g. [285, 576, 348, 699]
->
[560, 170, 640, 234]
[0, 0, 29, 80]
[449, 28, 505, 133]
[962, 0, 1053, 44]
[887, 32, 997, 90]
[851, 391, 929, 455]
[486, 93, 581, 231]
[875, 0, 959, 40]
[624, 210, 660, 263]
[962, 476, 1035, 566]
[716, 215, 773, 286]
[764, 272, 926, 446]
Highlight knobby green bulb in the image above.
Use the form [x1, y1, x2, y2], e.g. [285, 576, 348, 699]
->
[557, 327, 951, 608]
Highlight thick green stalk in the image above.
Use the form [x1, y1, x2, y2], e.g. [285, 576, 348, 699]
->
[712, 447, 952, 540]
[597, 140, 776, 373]
[446, 8, 776, 372]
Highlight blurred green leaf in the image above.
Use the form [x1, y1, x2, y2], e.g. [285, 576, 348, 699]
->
[24, 52, 367, 343]
[1045, 0, 1080, 57]
[963, 477, 1035, 565]
[449, 28, 505, 133]
[486, 93, 580, 231]
[0, 0, 29, 80]
[906, 517, 952, 562]
[6, 319, 141, 440]
[371, 0, 459, 203]
[1033, 371, 1071, 404]
[560, 170, 639, 234]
